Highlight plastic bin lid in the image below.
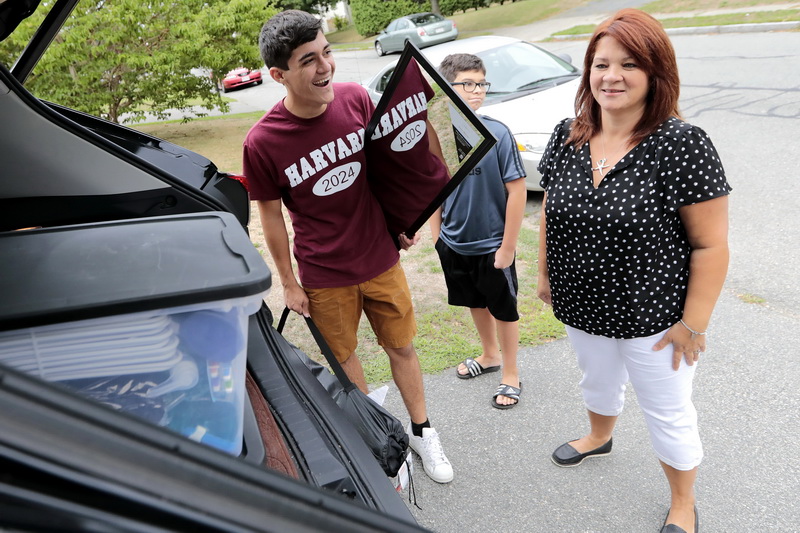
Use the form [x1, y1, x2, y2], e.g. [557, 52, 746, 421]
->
[0, 212, 271, 330]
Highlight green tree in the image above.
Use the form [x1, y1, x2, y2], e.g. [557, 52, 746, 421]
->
[273, 0, 334, 16]
[350, 0, 431, 36]
[0, 0, 275, 123]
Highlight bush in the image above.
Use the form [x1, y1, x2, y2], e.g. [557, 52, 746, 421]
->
[350, 0, 432, 36]
[439, 0, 489, 15]
[332, 14, 349, 31]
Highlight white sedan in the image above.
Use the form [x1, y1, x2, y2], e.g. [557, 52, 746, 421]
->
[363, 36, 580, 191]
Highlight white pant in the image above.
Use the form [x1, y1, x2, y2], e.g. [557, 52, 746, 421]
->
[566, 326, 703, 471]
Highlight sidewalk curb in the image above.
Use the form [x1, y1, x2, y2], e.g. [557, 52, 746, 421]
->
[551, 20, 800, 40]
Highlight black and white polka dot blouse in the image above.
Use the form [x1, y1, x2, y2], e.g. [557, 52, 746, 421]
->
[538, 117, 731, 339]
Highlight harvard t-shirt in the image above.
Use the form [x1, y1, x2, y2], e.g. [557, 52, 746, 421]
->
[243, 83, 398, 289]
[367, 59, 450, 237]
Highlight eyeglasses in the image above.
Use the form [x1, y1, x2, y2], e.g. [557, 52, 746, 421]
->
[450, 81, 491, 93]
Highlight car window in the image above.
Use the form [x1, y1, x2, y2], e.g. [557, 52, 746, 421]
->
[377, 67, 396, 93]
[396, 19, 410, 30]
[370, 41, 578, 101]
[386, 20, 398, 32]
[478, 42, 578, 94]
[410, 14, 443, 25]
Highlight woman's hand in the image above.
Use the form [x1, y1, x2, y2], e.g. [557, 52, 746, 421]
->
[537, 272, 552, 305]
[653, 322, 706, 371]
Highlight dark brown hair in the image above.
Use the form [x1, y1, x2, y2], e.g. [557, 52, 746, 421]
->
[259, 10, 322, 70]
[568, 9, 681, 148]
[439, 53, 486, 82]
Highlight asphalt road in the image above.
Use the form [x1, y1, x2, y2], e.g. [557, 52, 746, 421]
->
[372, 29, 800, 533]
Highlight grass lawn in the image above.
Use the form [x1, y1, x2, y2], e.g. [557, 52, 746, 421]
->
[657, 9, 800, 26]
[133, 117, 563, 384]
[554, 9, 799, 35]
[642, 0, 794, 12]
[554, 0, 799, 36]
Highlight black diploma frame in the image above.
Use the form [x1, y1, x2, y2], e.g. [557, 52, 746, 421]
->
[365, 41, 497, 238]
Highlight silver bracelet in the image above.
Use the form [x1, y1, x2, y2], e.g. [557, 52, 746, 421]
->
[679, 319, 706, 336]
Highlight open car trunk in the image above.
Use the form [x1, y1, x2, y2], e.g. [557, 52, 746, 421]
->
[0, 0, 422, 529]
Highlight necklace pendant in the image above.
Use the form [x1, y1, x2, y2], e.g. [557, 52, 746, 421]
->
[592, 157, 609, 177]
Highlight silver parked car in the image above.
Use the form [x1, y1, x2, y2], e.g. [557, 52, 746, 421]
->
[374, 13, 458, 57]
[364, 36, 580, 191]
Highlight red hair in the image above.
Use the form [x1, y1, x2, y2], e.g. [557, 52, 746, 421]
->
[568, 9, 681, 148]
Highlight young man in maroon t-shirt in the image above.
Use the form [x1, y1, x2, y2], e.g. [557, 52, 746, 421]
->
[243, 10, 453, 484]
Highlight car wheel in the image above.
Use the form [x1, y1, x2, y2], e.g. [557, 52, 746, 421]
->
[256, 79, 262, 85]
[374, 41, 384, 57]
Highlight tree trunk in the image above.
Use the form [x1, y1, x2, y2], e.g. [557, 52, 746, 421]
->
[344, 0, 353, 24]
[430, 0, 442, 16]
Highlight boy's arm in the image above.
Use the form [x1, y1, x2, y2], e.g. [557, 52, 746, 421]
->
[494, 177, 526, 269]
[256, 199, 309, 317]
[428, 206, 443, 243]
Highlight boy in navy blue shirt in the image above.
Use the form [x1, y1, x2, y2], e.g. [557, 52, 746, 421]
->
[432, 53, 527, 409]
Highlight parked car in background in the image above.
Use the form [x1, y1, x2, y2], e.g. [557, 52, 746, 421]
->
[220, 67, 262, 92]
[364, 36, 581, 191]
[0, 0, 424, 530]
[374, 13, 457, 57]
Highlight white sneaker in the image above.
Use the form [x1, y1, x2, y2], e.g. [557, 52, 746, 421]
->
[407, 425, 454, 483]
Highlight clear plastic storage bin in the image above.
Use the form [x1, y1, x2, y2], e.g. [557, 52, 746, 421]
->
[0, 212, 271, 455]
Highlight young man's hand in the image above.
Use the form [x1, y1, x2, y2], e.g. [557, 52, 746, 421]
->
[398, 233, 420, 250]
[284, 283, 310, 317]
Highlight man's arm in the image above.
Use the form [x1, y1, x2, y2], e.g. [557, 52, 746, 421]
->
[256, 199, 309, 317]
[426, 120, 447, 244]
[426, 119, 448, 169]
[402, 119, 448, 249]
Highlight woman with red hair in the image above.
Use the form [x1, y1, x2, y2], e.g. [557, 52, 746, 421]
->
[537, 9, 730, 533]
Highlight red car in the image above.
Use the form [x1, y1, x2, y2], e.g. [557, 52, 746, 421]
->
[220, 67, 262, 92]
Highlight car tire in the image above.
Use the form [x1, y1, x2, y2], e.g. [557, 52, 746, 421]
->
[374, 41, 384, 57]
[256, 79, 262, 85]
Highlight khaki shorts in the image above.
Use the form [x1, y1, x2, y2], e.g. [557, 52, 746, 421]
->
[305, 261, 417, 363]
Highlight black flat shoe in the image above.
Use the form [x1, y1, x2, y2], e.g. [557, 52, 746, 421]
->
[659, 505, 698, 533]
[551, 437, 612, 467]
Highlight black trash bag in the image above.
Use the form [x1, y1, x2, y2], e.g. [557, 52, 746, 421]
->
[330, 381, 409, 477]
[278, 308, 409, 477]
